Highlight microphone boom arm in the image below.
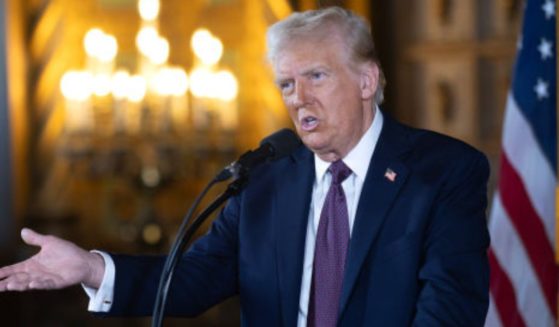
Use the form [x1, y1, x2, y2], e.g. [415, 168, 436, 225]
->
[151, 128, 300, 326]
[151, 174, 248, 327]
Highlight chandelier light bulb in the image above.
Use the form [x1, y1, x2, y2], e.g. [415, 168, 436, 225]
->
[191, 28, 223, 66]
[84, 28, 118, 62]
[126, 75, 148, 102]
[138, 0, 160, 21]
[171, 68, 189, 96]
[136, 26, 159, 57]
[189, 67, 214, 98]
[149, 37, 170, 65]
[60, 70, 94, 101]
[111, 70, 131, 99]
[83, 28, 105, 58]
[215, 70, 238, 101]
[153, 67, 189, 96]
[98, 34, 118, 62]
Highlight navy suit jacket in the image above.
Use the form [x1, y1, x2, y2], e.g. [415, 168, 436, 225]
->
[106, 115, 490, 326]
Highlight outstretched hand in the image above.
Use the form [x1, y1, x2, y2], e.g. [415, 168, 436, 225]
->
[0, 228, 105, 291]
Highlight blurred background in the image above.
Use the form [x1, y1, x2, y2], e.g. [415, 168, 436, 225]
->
[0, 0, 521, 325]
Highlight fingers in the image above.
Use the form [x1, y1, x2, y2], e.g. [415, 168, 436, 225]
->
[20, 228, 47, 247]
[0, 272, 30, 291]
[0, 272, 57, 291]
[0, 262, 22, 280]
[29, 279, 56, 290]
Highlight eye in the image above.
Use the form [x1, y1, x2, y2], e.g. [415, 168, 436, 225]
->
[310, 71, 325, 81]
[278, 80, 294, 93]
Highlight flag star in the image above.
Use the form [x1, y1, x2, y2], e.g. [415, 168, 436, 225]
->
[542, 0, 556, 20]
[534, 78, 549, 100]
[538, 38, 553, 60]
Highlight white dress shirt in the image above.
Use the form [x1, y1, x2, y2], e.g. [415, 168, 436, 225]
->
[296, 109, 383, 327]
[85, 110, 384, 322]
[82, 250, 116, 311]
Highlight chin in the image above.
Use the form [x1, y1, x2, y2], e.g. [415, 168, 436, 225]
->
[300, 131, 334, 152]
[303, 140, 329, 155]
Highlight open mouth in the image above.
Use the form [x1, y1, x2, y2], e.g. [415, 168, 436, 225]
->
[300, 116, 319, 131]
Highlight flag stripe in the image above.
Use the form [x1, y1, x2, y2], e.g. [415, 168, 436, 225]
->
[489, 194, 555, 326]
[502, 93, 556, 247]
[485, 294, 502, 327]
[488, 249, 526, 327]
[498, 153, 558, 315]
[487, 0, 556, 326]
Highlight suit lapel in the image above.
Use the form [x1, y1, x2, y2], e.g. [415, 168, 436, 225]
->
[274, 146, 315, 327]
[339, 116, 411, 315]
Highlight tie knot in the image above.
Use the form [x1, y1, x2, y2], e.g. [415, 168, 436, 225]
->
[328, 160, 352, 185]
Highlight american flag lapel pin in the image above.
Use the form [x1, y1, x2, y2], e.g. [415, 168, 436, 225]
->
[384, 168, 397, 182]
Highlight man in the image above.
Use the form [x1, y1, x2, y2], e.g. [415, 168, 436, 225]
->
[0, 6, 490, 326]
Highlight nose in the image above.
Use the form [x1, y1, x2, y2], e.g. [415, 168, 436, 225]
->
[291, 81, 310, 108]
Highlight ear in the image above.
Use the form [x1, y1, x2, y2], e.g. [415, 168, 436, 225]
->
[360, 62, 379, 100]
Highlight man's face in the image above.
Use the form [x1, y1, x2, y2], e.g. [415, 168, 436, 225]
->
[273, 35, 378, 162]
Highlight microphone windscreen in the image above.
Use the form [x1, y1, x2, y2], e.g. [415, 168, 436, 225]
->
[260, 128, 301, 160]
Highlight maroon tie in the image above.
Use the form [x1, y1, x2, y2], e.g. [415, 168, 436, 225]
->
[308, 160, 352, 327]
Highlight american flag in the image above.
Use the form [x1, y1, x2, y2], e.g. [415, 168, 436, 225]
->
[485, 0, 557, 326]
[384, 168, 397, 182]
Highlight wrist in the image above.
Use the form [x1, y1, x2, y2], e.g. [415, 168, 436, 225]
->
[84, 252, 105, 289]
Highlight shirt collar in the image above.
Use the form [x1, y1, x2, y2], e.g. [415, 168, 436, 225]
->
[314, 107, 384, 182]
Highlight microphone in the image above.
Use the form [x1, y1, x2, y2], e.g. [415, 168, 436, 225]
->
[216, 128, 301, 181]
[152, 128, 300, 327]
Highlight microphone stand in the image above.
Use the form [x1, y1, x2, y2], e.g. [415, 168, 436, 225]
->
[151, 171, 248, 327]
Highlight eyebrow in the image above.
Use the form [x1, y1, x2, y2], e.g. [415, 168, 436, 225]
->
[302, 65, 329, 75]
[274, 65, 330, 85]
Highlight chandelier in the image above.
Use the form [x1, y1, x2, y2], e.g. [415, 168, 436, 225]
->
[56, 0, 240, 246]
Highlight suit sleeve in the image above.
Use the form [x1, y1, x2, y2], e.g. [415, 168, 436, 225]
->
[104, 195, 242, 317]
[413, 151, 490, 326]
